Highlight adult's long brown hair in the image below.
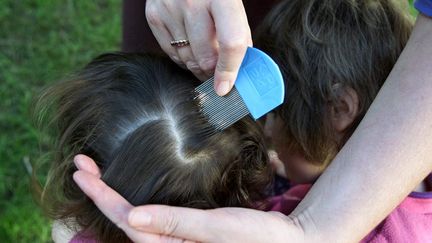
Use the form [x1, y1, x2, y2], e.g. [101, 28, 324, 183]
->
[37, 53, 271, 243]
[254, 0, 413, 164]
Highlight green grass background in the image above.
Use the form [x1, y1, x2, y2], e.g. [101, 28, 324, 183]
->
[0, 1, 121, 242]
[0, 0, 418, 242]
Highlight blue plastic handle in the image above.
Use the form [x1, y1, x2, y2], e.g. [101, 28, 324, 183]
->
[234, 47, 285, 119]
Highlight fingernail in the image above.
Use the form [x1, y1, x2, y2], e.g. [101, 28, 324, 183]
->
[73, 155, 85, 170]
[72, 172, 87, 190]
[172, 55, 180, 63]
[186, 61, 200, 71]
[216, 81, 231, 96]
[129, 208, 152, 227]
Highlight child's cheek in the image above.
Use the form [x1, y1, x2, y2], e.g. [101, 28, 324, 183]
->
[277, 150, 324, 184]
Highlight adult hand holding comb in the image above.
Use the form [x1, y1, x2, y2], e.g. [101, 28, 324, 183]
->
[145, 0, 252, 96]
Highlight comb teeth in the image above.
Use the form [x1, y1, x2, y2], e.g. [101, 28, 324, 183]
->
[194, 77, 250, 131]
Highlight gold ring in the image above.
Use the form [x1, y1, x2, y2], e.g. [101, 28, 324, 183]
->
[170, 39, 190, 47]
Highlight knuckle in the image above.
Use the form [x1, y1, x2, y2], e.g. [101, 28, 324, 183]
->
[161, 208, 180, 235]
[186, 61, 201, 72]
[215, 61, 235, 75]
[145, 5, 162, 26]
[183, 0, 196, 9]
[161, 0, 174, 12]
[170, 55, 184, 66]
[198, 56, 216, 73]
[219, 37, 248, 53]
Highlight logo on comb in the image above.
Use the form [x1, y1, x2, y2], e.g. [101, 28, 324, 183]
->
[244, 57, 276, 97]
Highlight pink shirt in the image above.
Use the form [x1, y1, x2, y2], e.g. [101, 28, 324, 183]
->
[267, 175, 432, 242]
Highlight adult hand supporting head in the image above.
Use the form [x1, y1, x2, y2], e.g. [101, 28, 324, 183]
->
[145, 0, 252, 96]
[72, 154, 316, 243]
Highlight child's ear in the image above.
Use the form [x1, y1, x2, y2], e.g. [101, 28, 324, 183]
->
[330, 86, 359, 132]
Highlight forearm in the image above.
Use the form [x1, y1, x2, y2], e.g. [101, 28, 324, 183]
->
[292, 14, 432, 242]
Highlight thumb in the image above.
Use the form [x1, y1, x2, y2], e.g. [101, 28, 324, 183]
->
[128, 205, 216, 242]
[213, 42, 249, 96]
[211, 0, 252, 96]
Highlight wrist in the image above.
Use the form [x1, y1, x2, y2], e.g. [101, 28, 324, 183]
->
[287, 210, 324, 243]
[289, 207, 362, 243]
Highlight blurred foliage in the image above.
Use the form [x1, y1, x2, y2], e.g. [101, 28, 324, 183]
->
[0, 0, 121, 242]
[409, 0, 418, 15]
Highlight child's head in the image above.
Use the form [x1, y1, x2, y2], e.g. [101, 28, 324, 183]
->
[255, 0, 413, 183]
[38, 53, 271, 243]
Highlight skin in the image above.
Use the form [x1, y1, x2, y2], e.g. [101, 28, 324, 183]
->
[270, 116, 325, 184]
[68, 14, 432, 242]
[145, 0, 252, 96]
[291, 14, 432, 241]
[270, 86, 360, 184]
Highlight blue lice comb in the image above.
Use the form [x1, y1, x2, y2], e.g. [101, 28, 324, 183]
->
[194, 47, 285, 131]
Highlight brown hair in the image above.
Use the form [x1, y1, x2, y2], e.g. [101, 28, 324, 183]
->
[37, 53, 272, 242]
[254, 0, 413, 164]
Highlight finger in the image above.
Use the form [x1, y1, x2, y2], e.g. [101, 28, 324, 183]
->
[162, 14, 208, 80]
[210, 0, 252, 96]
[184, 6, 218, 77]
[146, 0, 210, 80]
[74, 154, 101, 177]
[148, 9, 207, 80]
[73, 171, 185, 243]
[145, 2, 181, 64]
[156, 0, 208, 80]
[148, 1, 191, 63]
[128, 205, 217, 242]
[73, 171, 134, 229]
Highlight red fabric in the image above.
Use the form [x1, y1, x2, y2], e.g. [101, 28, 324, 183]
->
[69, 231, 97, 243]
[267, 184, 311, 214]
[267, 182, 432, 243]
